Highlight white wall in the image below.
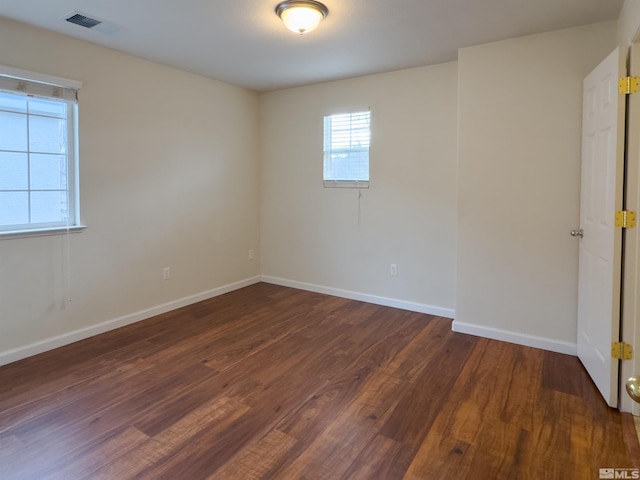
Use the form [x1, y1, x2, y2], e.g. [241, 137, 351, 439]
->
[260, 63, 458, 315]
[619, 0, 640, 48]
[0, 18, 261, 364]
[455, 22, 617, 354]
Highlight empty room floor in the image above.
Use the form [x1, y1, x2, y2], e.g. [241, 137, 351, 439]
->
[0, 283, 638, 479]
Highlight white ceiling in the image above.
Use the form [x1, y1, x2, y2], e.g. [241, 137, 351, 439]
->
[0, 0, 624, 92]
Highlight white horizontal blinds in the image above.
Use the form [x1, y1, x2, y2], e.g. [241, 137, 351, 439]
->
[323, 110, 370, 187]
[0, 76, 78, 103]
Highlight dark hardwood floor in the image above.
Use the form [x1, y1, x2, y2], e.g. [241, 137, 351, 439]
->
[0, 283, 638, 479]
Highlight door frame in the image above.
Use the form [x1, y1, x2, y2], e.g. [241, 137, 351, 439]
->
[621, 40, 640, 415]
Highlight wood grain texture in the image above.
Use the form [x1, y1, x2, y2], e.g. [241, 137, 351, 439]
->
[0, 283, 638, 479]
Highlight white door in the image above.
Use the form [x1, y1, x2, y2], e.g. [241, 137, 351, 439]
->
[577, 48, 625, 408]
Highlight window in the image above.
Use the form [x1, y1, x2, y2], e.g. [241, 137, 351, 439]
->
[323, 110, 371, 188]
[0, 67, 82, 237]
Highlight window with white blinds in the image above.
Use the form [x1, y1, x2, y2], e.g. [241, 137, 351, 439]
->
[0, 67, 82, 236]
[323, 110, 370, 188]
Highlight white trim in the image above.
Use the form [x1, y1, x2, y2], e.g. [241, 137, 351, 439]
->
[0, 225, 87, 240]
[451, 320, 577, 356]
[323, 180, 370, 189]
[260, 275, 455, 318]
[0, 65, 82, 90]
[0, 276, 261, 367]
[621, 43, 640, 415]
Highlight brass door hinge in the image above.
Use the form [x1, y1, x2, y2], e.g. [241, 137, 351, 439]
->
[619, 76, 640, 94]
[615, 210, 637, 228]
[612, 342, 633, 360]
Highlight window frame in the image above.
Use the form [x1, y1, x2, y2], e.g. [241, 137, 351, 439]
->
[323, 109, 371, 189]
[0, 66, 84, 239]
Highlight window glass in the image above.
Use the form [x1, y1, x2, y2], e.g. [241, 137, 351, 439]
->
[323, 110, 371, 187]
[0, 85, 78, 233]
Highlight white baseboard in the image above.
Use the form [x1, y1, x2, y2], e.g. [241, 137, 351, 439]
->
[2, 275, 575, 366]
[260, 275, 455, 318]
[451, 320, 577, 356]
[0, 276, 261, 367]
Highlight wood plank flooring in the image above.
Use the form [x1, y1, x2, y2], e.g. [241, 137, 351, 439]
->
[0, 283, 638, 479]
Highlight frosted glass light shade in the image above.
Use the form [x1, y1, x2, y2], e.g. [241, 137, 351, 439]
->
[275, 1, 328, 35]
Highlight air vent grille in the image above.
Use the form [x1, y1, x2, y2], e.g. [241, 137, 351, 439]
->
[65, 13, 102, 29]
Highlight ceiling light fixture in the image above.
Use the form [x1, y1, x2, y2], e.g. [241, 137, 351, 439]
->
[275, 0, 329, 35]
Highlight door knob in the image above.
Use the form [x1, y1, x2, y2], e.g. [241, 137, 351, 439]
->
[626, 376, 640, 403]
[570, 229, 584, 238]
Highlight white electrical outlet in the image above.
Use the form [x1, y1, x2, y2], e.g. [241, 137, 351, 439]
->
[390, 264, 398, 276]
[163, 267, 171, 280]
[249, 249, 255, 260]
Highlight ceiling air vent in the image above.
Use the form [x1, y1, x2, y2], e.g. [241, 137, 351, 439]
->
[62, 12, 120, 34]
[65, 13, 102, 29]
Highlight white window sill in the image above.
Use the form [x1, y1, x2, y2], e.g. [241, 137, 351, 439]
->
[323, 180, 370, 188]
[0, 225, 87, 240]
